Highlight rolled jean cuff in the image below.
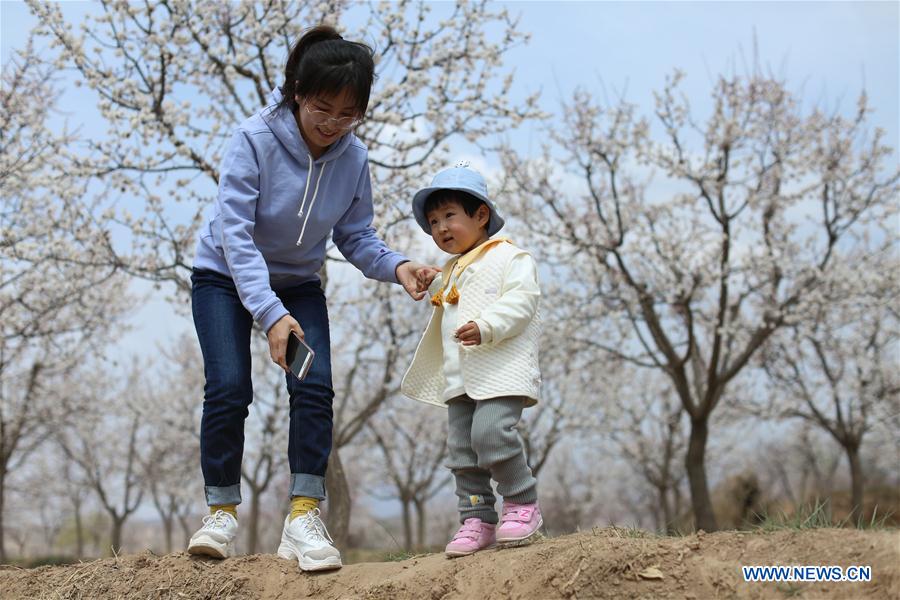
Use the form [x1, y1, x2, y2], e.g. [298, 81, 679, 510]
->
[205, 484, 241, 506]
[290, 473, 326, 500]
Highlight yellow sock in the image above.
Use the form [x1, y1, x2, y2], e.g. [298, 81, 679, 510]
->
[210, 504, 237, 519]
[290, 496, 319, 521]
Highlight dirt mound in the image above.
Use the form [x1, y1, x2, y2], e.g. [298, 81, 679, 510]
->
[2, 528, 897, 599]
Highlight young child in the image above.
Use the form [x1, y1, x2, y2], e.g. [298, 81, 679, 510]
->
[402, 161, 543, 557]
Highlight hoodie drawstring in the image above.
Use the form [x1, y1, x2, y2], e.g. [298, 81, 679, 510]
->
[296, 153, 327, 246]
[298, 155, 313, 217]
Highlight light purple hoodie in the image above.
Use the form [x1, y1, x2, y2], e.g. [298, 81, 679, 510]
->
[193, 89, 408, 332]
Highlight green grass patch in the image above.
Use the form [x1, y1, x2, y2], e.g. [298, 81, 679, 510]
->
[752, 498, 893, 532]
[385, 550, 416, 562]
[753, 498, 842, 531]
[342, 547, 437, 564]
[597, 524, 657, 539]
[854, 505, 894, 530]
[6, 555, 80, 568]
[776, 583, 804, 597]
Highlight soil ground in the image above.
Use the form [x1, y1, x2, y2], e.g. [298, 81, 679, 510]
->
[1, 527, 896, 599]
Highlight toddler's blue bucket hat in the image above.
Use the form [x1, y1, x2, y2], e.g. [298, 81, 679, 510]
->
[412, 161, 505, 236]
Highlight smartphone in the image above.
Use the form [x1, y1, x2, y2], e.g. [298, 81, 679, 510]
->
[285, 331, 315, 381]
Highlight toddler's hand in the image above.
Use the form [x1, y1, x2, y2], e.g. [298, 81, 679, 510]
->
[454, 321, 481, 346]
[415, 266, 442, 293]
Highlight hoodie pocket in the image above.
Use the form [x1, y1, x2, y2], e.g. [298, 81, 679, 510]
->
[207, 212, 225, 251]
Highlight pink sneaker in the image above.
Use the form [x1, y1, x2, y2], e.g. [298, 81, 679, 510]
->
[445, 518, 496, 557]
[496, 502, 542, 543]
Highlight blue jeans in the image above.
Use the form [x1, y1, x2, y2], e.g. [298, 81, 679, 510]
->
[191, 268, 334, 506]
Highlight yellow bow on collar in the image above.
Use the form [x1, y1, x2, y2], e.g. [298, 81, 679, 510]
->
[431, 237, 512, 306]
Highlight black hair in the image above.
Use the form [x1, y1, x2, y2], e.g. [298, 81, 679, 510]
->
[278, 25, 375, 115]
[424, 189, 488, 226]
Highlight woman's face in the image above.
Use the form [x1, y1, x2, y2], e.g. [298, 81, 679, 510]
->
[295, 89, 360, 158]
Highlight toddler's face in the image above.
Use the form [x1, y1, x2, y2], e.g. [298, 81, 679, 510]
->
[426, 199, 490, 255]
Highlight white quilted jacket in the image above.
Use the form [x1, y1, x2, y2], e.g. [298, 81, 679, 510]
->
[401, 242, 542, 408]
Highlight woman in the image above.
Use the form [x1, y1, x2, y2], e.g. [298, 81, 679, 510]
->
[186, 25, 429, 571]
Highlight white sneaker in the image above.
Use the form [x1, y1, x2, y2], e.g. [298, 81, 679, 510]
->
[187, 510, 238, 558]
[276, 508, 342, 571]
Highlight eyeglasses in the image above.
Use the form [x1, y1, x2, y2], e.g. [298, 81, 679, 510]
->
[303, 101, 362, 131]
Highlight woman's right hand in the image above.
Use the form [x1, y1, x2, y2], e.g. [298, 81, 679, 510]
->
[415, 266, 442, 293]
[267, 314, 304, 372]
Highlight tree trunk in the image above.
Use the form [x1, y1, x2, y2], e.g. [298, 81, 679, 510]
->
[845, 443, 864, 524]
[686, 416, 718, 531]
[89, 514, 104, 555]
[674, 482, 684, 521]
[0, 466, 6, 563]
[651, 497, 663, 534]
[110, 515, 124, 555]
[414, 498, 426, 550]
[162, 515, 174, 554]
[401, 499, 413, 551]
[152, 493, 176, 553]
[73, 494, 84, 558]
[178, 514, 192, 550]
[659, 485, 674, 535]
[247, 486, 261, 554]
[324, 449, 351, 549]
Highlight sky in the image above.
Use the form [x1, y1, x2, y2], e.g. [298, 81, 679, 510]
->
[2, 0, 898, 360]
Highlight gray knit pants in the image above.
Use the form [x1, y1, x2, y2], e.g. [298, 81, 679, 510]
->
[446, 395, 538, 524]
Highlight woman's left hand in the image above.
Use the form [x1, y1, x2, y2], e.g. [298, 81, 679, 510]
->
[396, 261, 437, 301]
